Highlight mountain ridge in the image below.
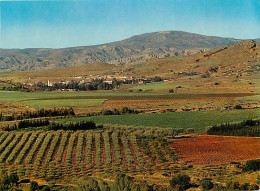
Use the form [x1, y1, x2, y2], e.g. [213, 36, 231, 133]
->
[0, 31, 248, 71]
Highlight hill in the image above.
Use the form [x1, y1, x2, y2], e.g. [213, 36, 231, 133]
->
[3, 40, 259, 94]
[0, 31, 240, 71]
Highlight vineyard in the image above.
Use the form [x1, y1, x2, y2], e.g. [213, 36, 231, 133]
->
[0, 126, 176, 180]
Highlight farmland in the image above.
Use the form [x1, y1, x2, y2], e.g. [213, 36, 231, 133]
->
[170, 135, 260, 165]
[0, 126, 177, 179]
[55, 108, 260, 132]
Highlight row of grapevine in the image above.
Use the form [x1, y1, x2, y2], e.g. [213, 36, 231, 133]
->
[34, 133, 53, 167]
[26, 133, 46, 164]
[158, 138, 177, 162]
[15, 132, 39, 165]
[103, 132, 111, 170]
[129, 135, 144, 169]
[112, 132, 121, 167]
[44, 132, 61, 165]
[0, 133, 15, 153]
[6, 132, 31, 164]
[56, 132, 70, 163]
[0, 132, 9, 145]
[121, 135, 134, 167]
[0, 133, 23, 163]
[95, 133, 101, 167]
[151, 141, 167, 163]
[65, 133, 77, 165]
[85, 133, 93, 165]
[76, 133, 84, 164]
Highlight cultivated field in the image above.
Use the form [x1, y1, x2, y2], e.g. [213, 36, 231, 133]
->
[0, 127, 177, 180]
[170, 135, 260, 165]
[56, 108, 260, 132]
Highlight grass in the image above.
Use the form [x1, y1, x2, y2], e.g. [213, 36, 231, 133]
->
[0, 82, 13, 88]
[19, 98, 106, 108]
[0, 91, 108, 108]
[236, 95, 260, 101]
[55, 108, 260, 132]
[130, 82, 190, 91]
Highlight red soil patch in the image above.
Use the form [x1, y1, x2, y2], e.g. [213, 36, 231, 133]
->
[169, 135, 260, 165]
[103, 96, 239, 106]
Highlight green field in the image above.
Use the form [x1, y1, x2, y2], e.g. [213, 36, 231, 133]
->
[130, 82, 190, 91]
[19, 98, 106, 108]
[0, 91, 108, 108]
[55, 108, 260, 132]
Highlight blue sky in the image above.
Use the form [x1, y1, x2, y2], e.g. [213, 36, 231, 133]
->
[0, 0, 259, 48]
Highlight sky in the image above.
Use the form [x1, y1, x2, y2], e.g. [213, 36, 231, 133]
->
[0, 0, 259, 49]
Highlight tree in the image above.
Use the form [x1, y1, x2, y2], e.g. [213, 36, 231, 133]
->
[30, 181, 39, 191]
[169, 174, 190, 191]
[200, 178, 214, 190]
[7, 173, 19, 185]
[243, 159, 260, 172]
[233, 105, 243, 109]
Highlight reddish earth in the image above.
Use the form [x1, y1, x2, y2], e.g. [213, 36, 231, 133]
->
[102, 94, 250, 107]
[169, 135, 260, 165]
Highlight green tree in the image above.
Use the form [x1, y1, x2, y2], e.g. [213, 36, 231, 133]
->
[30, 181, 39, 191]
[169, 174, 190, 191]
[200, 178, 214, 190]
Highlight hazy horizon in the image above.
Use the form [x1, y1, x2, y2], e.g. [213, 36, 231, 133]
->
[0, 0, 259, 49]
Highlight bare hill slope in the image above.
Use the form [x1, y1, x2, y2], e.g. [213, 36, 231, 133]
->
[0, 31, 240, 71]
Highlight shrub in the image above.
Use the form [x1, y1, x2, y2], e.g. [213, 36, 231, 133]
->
[250, 184, 259, 190]
[240, 183, 250, 190]
[233, 105, 243, 109]
[30, 181, 39, 191]
[169, 174, 190, 190]
[243, 159, 260, 172]
[200, 178, 214, 190]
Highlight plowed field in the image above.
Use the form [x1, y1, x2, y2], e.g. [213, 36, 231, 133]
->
[169, 135, 260, 165]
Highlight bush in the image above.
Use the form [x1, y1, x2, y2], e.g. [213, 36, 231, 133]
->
[169, 174, 190, 190]
[233, 105, 243, 109]
[243, 159, 260, 172]
[240, 183, 250, 190]
[7, 173, 19, 185]
[169, 89, 174, 93]
[250, 184, 259, 190]
[30, 181, 39, 191]
[200, 178, 214, 190]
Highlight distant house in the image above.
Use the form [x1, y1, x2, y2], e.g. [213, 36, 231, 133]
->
[47, 80, 53, 87]
[103, 80, 113, 85]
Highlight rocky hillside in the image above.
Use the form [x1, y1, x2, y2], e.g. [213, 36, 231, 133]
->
[0, 31, 240, 71]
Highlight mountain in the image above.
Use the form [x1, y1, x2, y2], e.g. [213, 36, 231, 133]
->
[12, 40, 259, 81]
[125, 40, 259, 79]
[0, 31, 241, 71]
